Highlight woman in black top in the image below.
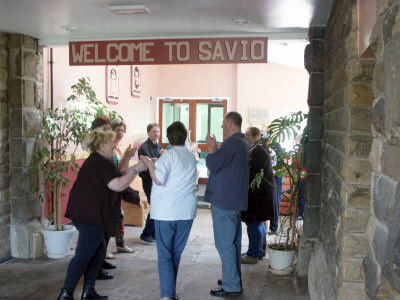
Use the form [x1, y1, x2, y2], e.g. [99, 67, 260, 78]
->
[57, 129, 146, 300]
[241, 127, 277, 264]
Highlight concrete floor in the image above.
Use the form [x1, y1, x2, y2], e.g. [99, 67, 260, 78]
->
[0, 208, 309, 300]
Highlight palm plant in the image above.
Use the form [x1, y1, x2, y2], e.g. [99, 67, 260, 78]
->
[35, 77, 121, 231]
[251, 111, 307, 250]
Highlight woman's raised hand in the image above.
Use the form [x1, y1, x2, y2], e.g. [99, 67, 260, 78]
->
[124, 144, 137, 158]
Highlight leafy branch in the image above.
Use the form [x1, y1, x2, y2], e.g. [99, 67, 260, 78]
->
[34, 77, 122, 230]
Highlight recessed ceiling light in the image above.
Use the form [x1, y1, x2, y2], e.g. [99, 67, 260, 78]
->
[61, 25, 77, 32]
[234, 19, 250, 25]
[109, 4, 150, 14]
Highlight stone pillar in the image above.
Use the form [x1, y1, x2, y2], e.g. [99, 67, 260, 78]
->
[307, 1, 374, 299]
[0, 32, 10, 263]
[363, 1, 400, 298]
[297, 26, 325, 277]
[8, 34, 42, 258]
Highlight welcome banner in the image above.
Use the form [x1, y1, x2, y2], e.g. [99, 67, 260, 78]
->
[69, 37, 268, 65]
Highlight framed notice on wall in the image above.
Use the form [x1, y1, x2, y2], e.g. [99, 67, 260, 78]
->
[106, 65, 119, 104]
[249, 108, 269, 123]
[131, 65, 140, 99]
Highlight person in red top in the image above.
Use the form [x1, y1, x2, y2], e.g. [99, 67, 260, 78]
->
[111, 119, 137, 254]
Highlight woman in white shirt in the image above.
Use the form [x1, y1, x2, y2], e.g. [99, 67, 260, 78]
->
[141, 121, 197, 300]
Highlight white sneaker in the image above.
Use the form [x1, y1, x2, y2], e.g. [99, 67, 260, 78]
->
[117, 245, 134, 253]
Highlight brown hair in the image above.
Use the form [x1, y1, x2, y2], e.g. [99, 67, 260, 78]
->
[83, 129, 115, 153]
[247, 127, 261, 138]
[147, 123, 159, 132]
[167, 121, 187, 146]
[225, 111, 242, 128]
[91, 116, 112, 130]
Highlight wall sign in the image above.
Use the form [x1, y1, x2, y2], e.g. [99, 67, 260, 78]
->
[106, 65, 119, 104]
[69, 37, 268, 65]
[131, 65, 140, 99]
[249, 108, 269, 123]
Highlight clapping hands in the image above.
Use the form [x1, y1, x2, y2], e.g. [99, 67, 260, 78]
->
[206, 133, 217, 153]
[140, 155, 162, 186]
[124, 144, 137, 159]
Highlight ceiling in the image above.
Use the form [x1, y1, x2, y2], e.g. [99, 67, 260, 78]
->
[0, 0, 333, 46]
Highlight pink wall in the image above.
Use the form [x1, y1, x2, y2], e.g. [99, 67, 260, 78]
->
[156, 64, 238, 110]
[237, 63, 309, 129]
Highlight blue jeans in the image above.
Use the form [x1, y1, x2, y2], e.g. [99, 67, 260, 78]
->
[245, 221, 266, 258]
[155, 219, 193, 299]
[141, 184, 155, 239]
[63, 222, 106, 292]
[211, 206, 242, 292]
[270, 175, 283, 232]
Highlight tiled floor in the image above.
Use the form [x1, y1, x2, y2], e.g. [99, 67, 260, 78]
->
[0, 208, 310, 300]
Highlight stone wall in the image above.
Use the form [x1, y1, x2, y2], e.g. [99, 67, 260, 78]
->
[8, 34, 42, 258]
[308, 0, 375, 299]
[363, 1, 400, 298]
[297, 26, 325, 277]
[0, 32, 10, 263]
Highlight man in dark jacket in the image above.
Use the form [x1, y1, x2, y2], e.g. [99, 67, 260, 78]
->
[205, 111, 249, 297]
[138, 123, 164, 244]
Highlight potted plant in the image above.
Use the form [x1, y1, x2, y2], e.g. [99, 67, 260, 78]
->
[35, 77, 120, 258]
[251, 111, 307, 275]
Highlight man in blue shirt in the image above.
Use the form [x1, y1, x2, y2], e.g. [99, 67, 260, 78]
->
[205, 111, 249, 297]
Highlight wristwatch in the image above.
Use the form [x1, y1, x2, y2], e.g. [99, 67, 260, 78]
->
[131, 167, 141, 175]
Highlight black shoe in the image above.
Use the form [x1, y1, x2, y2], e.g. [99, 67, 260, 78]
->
[210, 287, 242, 297]
[171, 297, 179, 300]
[217, 279, 222, 286]
[96, 270, 113, 280]
[57, 288, 74, 300]
[81, 286, 108, 299]
[101, 261, 116, 269]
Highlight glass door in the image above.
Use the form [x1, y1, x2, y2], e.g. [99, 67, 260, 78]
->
[159, 99, 227, 147]
[195, 103, 224, 151]
[159, 98, 227, 182]
[161, 101, 190, 144]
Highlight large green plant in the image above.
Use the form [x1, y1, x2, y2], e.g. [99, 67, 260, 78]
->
[251, 111, 307, 250]
[35, 77, 121, 231]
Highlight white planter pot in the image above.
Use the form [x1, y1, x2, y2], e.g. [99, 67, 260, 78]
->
[268, 247, 296, 275]
[41, 224, 76, 259]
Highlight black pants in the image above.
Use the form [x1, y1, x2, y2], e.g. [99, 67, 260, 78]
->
[140, 183, 155, 239]
[63, 221, 106, 292]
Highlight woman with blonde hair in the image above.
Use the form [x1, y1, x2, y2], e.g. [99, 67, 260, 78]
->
[57, 129, 147, 300]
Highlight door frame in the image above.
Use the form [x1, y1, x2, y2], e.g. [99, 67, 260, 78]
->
[158, 97, 228, 149]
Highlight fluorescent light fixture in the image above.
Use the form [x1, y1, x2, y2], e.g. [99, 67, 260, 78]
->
[109, 4, 150, 14]
[233, 19, 250, 25]
[61, 25, 77, 32]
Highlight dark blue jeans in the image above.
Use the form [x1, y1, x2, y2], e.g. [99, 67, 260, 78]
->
[155, 219, 193, 299]
[141, 184, 155, 239]
[245, 221, 266, 258]
[63, 221, 106, 292]
[270, 175, 283, 232]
